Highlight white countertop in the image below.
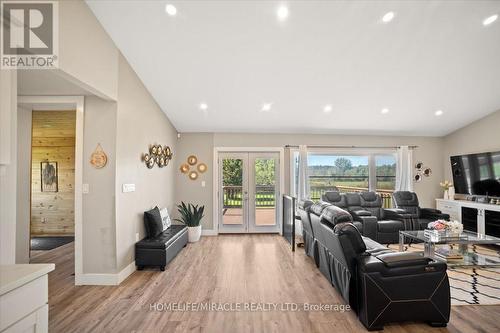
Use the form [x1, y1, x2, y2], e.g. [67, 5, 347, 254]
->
[0, 264, 55, 296]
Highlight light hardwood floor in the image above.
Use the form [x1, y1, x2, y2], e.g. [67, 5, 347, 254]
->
[31, 235, 500, 333]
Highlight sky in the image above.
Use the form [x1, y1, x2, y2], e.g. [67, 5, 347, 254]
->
[307, 155, 396, 166]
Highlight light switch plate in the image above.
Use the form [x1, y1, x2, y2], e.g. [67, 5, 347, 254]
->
[82, 183, 89, 194]
[122, 183, 136, 193]
[201, 181, 206, 187]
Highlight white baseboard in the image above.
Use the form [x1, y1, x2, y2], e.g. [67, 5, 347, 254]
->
[117, 260, 136, 284]
[76, 273, 119, 286]
[202, 229, 218, 236]
[76, 261, 136, 286]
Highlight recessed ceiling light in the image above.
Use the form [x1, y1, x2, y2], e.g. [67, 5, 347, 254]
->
[277, 6, 289, 21]
[381, 108, 389, 114]
[199, 103, 208, 111]
[382, 11, 395, 23]
[165, 4, 177, 16]
[435, 110, 444, 116]
[483, 14, 498, 26]
[323, 105, 332, 113]
[261, 103, 272, 112]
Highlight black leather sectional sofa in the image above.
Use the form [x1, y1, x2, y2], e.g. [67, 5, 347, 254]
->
[298, 200, 450, 330]
[322, 191, 412, 244]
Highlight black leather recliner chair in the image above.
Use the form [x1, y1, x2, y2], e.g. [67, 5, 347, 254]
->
[323, 191, 410, 243]
[322, 191, 378, 240]
[301, 202, 451, 330]
[392, 191, 450, 230]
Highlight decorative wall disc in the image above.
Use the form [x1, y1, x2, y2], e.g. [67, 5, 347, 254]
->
[423, 168, 432, 177]
[187, 155, 198, 165]
[180, 163, 190, 174]
[90, 143, 108, 169]
[142, 144, 173, 169]
[188, 171, 199, 180]
[197, 163, 207, 173]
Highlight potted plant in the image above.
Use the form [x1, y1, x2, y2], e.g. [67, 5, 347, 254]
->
[175, 202, 204, 242]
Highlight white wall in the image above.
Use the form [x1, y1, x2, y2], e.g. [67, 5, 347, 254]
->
[443, 109, 500, 182]
[58, 0, 118, 100]
[175, 133, 214, 231]
[0, 70, 17, 264]
[82, 96, 118, 273]
[176, 132, 445, 230]
[114, 54, 178, 271]
[16, 107, 32, 264]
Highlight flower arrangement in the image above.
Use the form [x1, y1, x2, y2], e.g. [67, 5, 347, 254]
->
[439, 180, 453, 190]
[427, 219, 463, 234]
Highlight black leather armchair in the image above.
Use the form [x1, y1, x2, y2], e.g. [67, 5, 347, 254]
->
[393, 191, 450, 230]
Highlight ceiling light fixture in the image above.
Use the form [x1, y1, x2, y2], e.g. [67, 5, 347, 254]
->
[199, 103, 208, 111]
[261, 103, 272, 112]
[277, 6, 289, 21]
[381, 108, 389, 114]
[165, 4, 177, 16]
[435, 110, 444, 116]
[323, 105, 333, 113]
[382, 11, 395, 23]
[483, 14, 498, 26]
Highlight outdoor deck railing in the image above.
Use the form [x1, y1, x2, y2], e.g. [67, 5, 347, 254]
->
[223, 185, 276, 208]
[223, 184, 394, 209]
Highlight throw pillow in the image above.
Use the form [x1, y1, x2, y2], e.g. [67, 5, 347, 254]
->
[144, 206, 163, 238]
[159, 207, 172, 231]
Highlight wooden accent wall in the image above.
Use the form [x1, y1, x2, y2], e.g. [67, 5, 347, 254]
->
[31, 111, 76, 236]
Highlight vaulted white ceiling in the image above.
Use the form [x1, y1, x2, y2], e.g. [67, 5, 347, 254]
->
[87, 0, 500, 136]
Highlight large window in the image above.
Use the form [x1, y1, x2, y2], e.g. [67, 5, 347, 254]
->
[291, 150, 396, 207]
[308, 155, 369, 201]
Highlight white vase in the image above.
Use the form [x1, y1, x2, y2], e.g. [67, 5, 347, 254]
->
[187, 225, 202, 243]
[443, 190, 449, 200]
[448, 186, 455, 200]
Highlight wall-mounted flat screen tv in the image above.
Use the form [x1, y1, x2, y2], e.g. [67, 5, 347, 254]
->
[451, 151, 500, 197]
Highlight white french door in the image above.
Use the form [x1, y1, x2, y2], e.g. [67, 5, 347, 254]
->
[218, 152, 280, 233]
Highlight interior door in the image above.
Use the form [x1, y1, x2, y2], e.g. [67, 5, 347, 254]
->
[218, 152, 280, 233]
[219, 153, 248, 233]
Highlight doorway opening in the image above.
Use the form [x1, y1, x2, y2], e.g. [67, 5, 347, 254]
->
[218, 151, 282, 233]
[30, 110, 76, 257]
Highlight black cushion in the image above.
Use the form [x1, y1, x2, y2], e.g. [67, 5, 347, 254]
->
[334, 223, 367, 254]
[136, 225, 187, 249]
[144, 207, 163, 238]
[377, 220, 404, 233]
[321, 205, 353, 226]
[309, 201, 332, 216]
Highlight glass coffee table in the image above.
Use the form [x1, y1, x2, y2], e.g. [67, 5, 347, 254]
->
[399, 230, 500, 267]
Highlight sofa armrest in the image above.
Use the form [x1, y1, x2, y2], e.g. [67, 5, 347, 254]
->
[383, 209, 416, 230]
[376, 252, 431, 268]
[353, 215, 377, 240]
[421, 208, 450, 221]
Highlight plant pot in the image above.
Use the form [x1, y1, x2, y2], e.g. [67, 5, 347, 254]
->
[187, 225, 202, 243]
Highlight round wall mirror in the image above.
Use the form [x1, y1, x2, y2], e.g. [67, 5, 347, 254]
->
[187, 155, 198, 165]
[197, 163, 207, 173]
[415, 161, 424, 170]
[414, 173, 422, 182]
[188, 171, 198, 180]
[180, 163, 190, 174]
[423, 168, 432, 177]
